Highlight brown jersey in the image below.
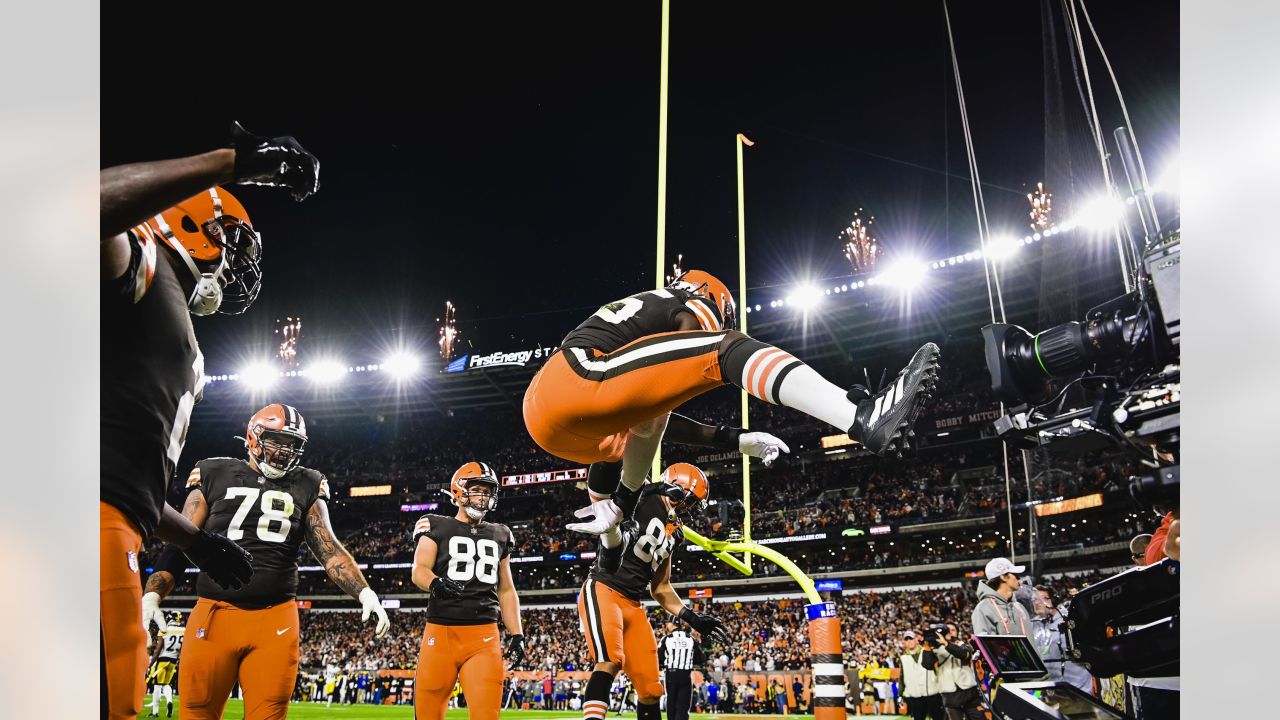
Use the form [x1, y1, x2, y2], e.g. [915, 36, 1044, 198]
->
[102, 225, 204, 539]
[561, 287, 722, 353]
[185, 457, 331, 608]
[589, 488, 682, 601]
[413, 514, 514, 625]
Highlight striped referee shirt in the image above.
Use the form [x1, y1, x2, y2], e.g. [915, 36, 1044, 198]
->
[662, 631, 700, 671]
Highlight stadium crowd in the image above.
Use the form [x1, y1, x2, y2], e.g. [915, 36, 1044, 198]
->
[283, 573, 1108, 677]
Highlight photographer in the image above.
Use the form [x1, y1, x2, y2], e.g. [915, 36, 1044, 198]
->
[900, 630, 944, 720]
[1030, 587, 1093, 693]
[932, 623, 983, 720]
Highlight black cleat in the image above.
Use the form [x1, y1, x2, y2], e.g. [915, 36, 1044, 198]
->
[598, 523, 635, 574]
[848, 343, 941, 456]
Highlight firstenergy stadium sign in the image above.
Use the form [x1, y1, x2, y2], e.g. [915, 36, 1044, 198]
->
[446, 345, 559, 373]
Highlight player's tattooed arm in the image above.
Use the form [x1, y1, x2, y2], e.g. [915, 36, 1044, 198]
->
[304, 499, 371, 599]
[146, 490, 210, 597]
[144, 566, 176, 597]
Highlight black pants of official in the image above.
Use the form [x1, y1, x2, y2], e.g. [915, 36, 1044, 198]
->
[906, 694, 945, 720]
[665, 671, 693, 720]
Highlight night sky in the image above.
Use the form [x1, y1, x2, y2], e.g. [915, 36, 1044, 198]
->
[102, 2, 1178, 373]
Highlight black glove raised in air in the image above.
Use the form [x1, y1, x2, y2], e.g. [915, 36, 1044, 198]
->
[230, 121, 320, 201]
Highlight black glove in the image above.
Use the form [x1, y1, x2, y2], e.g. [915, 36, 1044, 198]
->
[679, 607, 731, 646]
[429, 576, 466, 599]
[230, 121, 321, 201]
[183, 529, 253, 590]
[504, 634, 527, 667]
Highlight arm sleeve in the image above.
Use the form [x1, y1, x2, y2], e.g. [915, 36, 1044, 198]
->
[155, 543, 189, 577]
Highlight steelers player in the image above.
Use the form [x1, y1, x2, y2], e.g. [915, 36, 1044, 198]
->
[146, 611, 184, 717]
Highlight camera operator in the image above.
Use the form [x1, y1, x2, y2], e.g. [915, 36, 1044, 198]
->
[932, 623, 983, 720]
[1030, 586, 1093, 693]
[900, 630, 945, 720]
[1129, 534, 1153, 566]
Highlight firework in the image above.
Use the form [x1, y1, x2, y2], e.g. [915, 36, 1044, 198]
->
[438, 301, 459, 360]
[666, 253, 685, 285]
[840, 209, 880, 273]
[1028, 182, 1052, 230]
[275, 317, 302, 367]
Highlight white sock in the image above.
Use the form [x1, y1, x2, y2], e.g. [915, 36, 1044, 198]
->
[773, 364, 858, 431]
[151, 687, 161, 713]
[620, 415, 669, 491]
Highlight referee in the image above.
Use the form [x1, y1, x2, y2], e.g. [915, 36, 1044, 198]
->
[661, 622, 705, 720]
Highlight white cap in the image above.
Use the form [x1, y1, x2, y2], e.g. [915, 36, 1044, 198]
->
[984, 557, 1026, 579]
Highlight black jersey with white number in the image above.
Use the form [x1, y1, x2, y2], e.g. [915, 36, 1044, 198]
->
[589, 487, 682, 601]
[102, 226, 204, 539]
[413, 514, 514, 625]
[186, 457, 330, 608]
[561, 287, 721, 353]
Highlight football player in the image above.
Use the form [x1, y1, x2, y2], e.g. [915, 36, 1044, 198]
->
[146, 611, 185, 718]
[411, 462, 525, 720]
[101, 121, 318, 720]
[577, 463, 731, 720]
[142, 404, 391, 720]
[523, 270, 940, 569]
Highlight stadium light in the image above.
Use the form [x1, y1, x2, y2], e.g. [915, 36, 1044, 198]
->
[1152, 153, 1179, 195]
[876, 258, 928, 290]
[382, 352, 422, 379]
[305, 360, 347, 384]
[1072, 195, 1126, 231]
[986, 235, 1020, 262]
[786, 284, 823, 310]
[240, 363, 279, 390]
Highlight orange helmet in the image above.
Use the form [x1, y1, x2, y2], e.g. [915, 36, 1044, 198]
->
[451, 461, 500, 519]
[144, 187, 263, 316]
[244, 403, 307, 479]
[669, 270, 737, 330]
[659, 462, 711, 524]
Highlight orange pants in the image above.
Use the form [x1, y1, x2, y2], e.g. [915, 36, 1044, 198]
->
[523, 330, 726, 464]
[577, 579, 663, 701]
[415, 622, 504, 720]
[101, 501, 147, 720]
[178, 598, 300, 720]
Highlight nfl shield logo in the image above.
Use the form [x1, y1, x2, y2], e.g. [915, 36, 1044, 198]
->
[197, 628, 206, 639]
[127, 551, 139, 574]
[428, 637, 436, 646]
